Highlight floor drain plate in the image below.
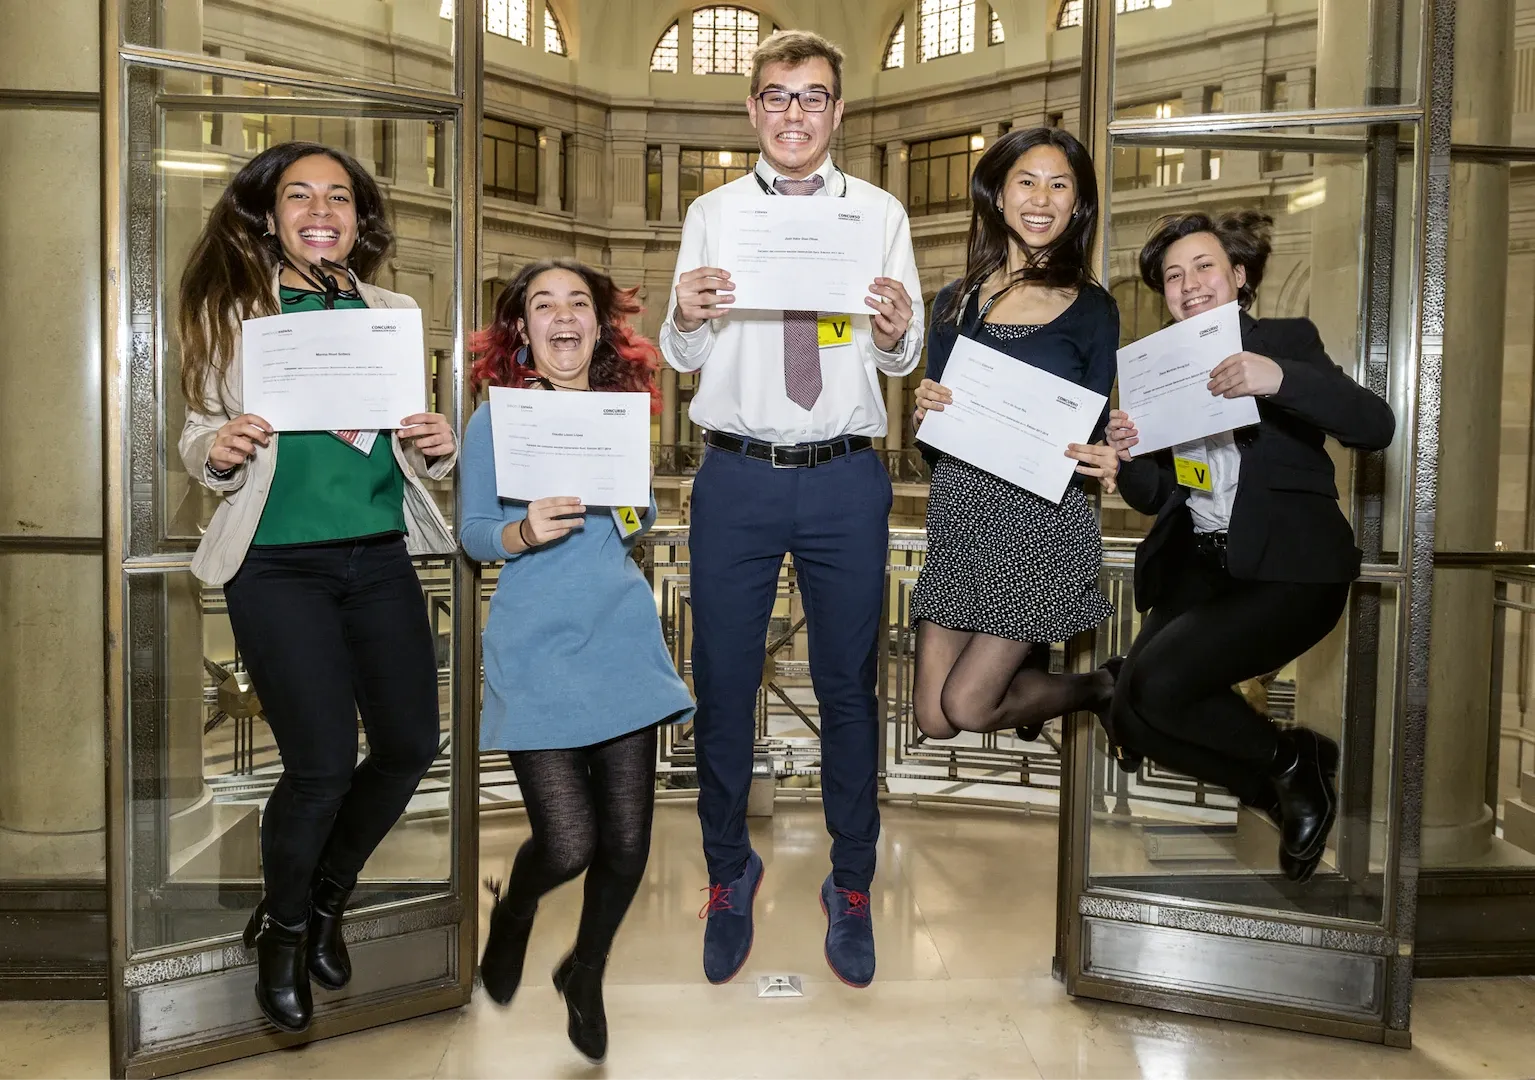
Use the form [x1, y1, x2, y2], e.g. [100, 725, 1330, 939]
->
[756, 974, 804, 998]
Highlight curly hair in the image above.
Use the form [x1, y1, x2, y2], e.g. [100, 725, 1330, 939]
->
[1138, 210, 1274, 310]
[470, 259, 662, 414]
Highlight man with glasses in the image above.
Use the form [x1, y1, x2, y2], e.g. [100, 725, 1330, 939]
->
[660, 29, 923, 990]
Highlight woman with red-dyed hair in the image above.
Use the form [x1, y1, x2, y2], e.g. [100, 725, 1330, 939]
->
[459, 259, 692, 1064]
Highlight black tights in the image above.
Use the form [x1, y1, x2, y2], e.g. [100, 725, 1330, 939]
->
[913, 622, 1111, 740]
[497, 725, 658, 967]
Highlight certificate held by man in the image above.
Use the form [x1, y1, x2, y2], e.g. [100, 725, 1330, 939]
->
[916, 336, 1107, 505]
[714, 195, 884, 314]
[242, 307, 427, 431]
[1116, 301, 1259, 456]
[489, 386, 651, 507]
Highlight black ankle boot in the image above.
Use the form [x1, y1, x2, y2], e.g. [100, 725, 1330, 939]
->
[1092, 657, 1142, 774]
[480, 879, 537, 1006]
[308, 873, 353, 991]
[553, 952, 607, 1064]
[242, 904, 312, 1033]
[1269, 728, 1339, 862]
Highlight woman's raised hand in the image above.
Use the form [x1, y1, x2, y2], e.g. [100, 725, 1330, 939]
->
[208, 414, 272, 472]
[1105, 409, 1139, 461]
[1067, 442, 1121, 495]
[522, 496, 586, 547]
[913, 379, 953, 428]
[400, 412, 457, 458]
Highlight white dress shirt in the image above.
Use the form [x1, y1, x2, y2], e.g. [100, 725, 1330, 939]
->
[1174, 430, 1242, 534]
[658, 156, 925, 444]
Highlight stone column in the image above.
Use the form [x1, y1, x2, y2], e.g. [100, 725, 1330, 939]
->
[885, 378, 906, 452]
[1416, 0, 1516, 862]
[0, 0, 104, 879]
[660, 368, 679, 446]
[660, 143, 681, 225]
[539, 127, 563, 211]
[884, 140, 909, 206]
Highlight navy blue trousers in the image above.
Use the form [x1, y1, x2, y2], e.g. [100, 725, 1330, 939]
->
[689, 444, 892, 892]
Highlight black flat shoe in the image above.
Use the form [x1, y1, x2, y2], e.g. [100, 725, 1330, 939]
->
[480, 878, 537, 1006]
[553, 952, 607, 1065]
[1261, 805, 1325, 883]
[1014, 720, 1045, 742]
[1270, 728, 1340, 862]
[243, 903, 312, 1033]
[1093, 657, 1142, 774]
[308, 873, 353, 991]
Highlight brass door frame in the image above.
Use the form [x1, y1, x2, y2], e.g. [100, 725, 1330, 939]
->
[1054, 0, 1442, 1046]
[99, 2, 484, 1076]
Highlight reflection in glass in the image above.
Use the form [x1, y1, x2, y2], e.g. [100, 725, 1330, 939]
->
[127, 0, 456, 93]
[124, 565, 454, 955]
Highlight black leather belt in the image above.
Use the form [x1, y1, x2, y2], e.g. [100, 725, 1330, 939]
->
[1193, 530, 1229, 565]
[703, 431, 873, 469]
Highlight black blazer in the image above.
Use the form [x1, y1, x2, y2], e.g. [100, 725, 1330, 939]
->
[918, 279, 1120, 469]
[1117, 315, 1395, 613]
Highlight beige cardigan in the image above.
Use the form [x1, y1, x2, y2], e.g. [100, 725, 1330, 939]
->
[179, 279, 458, 585]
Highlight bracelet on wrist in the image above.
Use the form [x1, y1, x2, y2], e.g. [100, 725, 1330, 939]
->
[517, 518, 534, 550]
[206, 459, 237, 480]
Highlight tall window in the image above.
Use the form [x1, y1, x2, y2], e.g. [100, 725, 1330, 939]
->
[544, 6, 567, 55]
[651, 22, 680, 72]
[442, 0, 532, 44]
[884, 18, 906, 70]
[427, 121, 448, 188]
[908, 132, 984, 217]
[1262, 75, 1290, 172]
[692, 6, 760, 76]
[1058, 0, 1172, 29]
[483, 118, 539, 204]
[680, 149, 757, 217]
[989, 6, 1004, 45]
[919, 0, 975, 62]
[1112, 99, 1184, 190]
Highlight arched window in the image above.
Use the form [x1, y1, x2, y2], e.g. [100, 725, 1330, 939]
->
[989, 6, 1004, 44]
[651, 22, 680, 72]
[692, 6, 761, 76]
[1057, 0, 1172, 30]
[883, 18, 906, 70]
[544, 4, 568, 55]
[440, 0, 533, 45]
[918, 0, 976, 63]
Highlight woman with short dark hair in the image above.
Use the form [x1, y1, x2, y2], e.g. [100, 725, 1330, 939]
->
[178, 141, 458, 1032]
[1106, 210, 1395, 882]
[909, 126, 1122, 747]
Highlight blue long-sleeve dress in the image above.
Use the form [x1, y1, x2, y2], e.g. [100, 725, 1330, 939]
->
[459, 401, 694, 751]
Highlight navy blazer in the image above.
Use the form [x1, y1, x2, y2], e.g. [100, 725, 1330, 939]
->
[918, 279, 1121, 468]
[1117, 314, 1396, 611]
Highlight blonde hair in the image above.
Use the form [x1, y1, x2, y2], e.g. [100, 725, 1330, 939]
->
[750, 29, 845, 101]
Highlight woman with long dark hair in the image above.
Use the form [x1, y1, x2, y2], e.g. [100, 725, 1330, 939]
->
[177, 142, 457, 1032]
[910, 127, 1122, 745]
[1106, 211, 1394, 881]
[461, 258, 692, 1064]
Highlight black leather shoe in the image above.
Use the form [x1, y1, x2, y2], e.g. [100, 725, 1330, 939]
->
[480, 879, 537, 1006]
[1261, 804, 1324, 883]
[1270, 728, 1340, 862]
[553, 952, 607, 1064]
[308, 873, 353, 991]
[1013, 720, 1045, 742]
[1093, 657, 1142, 774]
[243, 904, 312, 1033]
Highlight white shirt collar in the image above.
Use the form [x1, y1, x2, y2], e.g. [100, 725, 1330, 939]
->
[753, 154, 837, 194]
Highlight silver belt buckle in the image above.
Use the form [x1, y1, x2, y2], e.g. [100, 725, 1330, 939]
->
[771, 443, 798, 468]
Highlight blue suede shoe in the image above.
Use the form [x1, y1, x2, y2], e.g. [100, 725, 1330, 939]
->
[699, 850, 763, 985]
[820, 875, 875, 988]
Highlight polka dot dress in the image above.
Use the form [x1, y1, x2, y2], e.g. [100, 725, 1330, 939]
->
[910, 323, 1114, 643]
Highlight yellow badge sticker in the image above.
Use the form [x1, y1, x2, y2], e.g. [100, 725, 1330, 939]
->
[1174, 456, 1213, 492]
[612, 505, 644, 538]
[817, 314, 853, 349]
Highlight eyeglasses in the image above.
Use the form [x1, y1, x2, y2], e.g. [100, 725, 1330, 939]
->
[755, 90, 834, 113]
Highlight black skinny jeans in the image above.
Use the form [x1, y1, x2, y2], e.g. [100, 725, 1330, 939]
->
[1110, 549, 1350, 807]
[224, 534, 441, 927]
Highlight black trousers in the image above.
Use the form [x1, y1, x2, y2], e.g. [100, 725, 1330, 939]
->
[1110, 549, 1350, 806]
[224, 534, 441, 927]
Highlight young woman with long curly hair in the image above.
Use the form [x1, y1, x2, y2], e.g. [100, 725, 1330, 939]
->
[459, 259, 692, 1064]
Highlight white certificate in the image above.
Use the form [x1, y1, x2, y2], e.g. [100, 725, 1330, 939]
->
[715, 195, 883, 314]
[241, 308, 427, 431]
[489, 386, 651, 507]
[916, 335, 1107, 505]
[1116, 301, 1259, 457]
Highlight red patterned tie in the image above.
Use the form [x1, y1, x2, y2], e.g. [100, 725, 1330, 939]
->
[774, 174, 826, 410]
